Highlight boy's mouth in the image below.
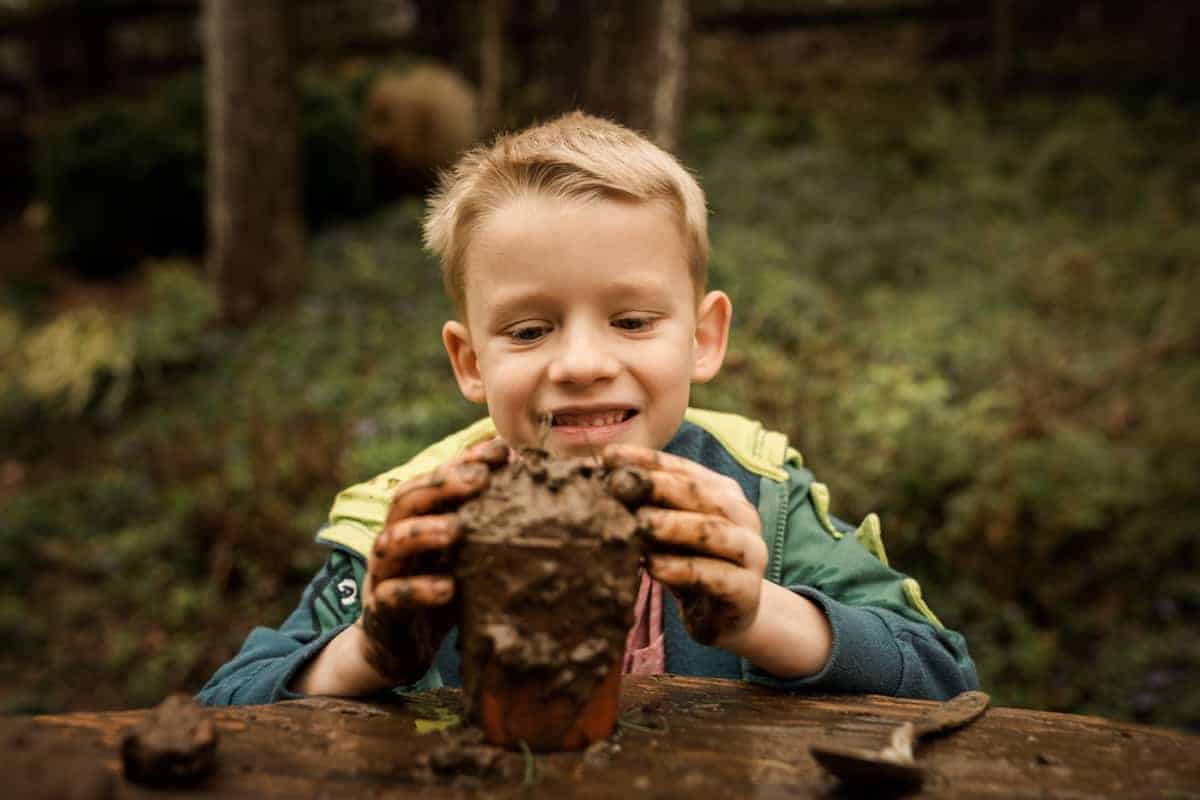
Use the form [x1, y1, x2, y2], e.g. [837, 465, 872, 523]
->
[550, 409, 637, 427]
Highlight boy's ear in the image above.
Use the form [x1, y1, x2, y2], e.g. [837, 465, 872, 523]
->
[691, 290, 732, 384]
[443, 320, 487, 403]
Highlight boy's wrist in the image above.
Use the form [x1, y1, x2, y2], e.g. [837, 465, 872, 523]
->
[290, 623, 395, 698]
[719, 580, 833, 679]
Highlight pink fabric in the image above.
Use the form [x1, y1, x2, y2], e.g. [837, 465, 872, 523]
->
[622, 568, 666, 675]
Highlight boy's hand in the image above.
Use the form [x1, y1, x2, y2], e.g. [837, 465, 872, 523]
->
[603, 444, 767, 648]
[357, 438, 509, 685]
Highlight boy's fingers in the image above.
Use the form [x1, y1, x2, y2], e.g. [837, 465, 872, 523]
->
[638, 509, 767, 573]
[638, 470, 758, 529]
[387, 459, 492, 521]
[603, 443, 689, 475]
[647, 553, 757, 607]
[372, 513, 461, 577]
[372, 575, 455, 610]
[462, 436, 511, 466]
[604, 444, 757, 528]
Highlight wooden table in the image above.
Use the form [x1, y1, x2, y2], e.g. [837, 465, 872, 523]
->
[10, 676, 1199, 798]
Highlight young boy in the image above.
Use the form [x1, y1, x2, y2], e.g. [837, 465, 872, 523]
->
[198, 112, 978, 705]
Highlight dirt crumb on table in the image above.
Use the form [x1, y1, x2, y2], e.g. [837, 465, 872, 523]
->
[120, 692, 218, 787]
[410, 727, 509, 786]
[582, 738, 622, 768]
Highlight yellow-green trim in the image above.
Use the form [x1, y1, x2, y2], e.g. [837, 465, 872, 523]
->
[319, 409, 798, 558]
[319, 417, 497, 558]
[318, 519, 377, 558]
[784, 446, 804, 468]
[683, 408, 794, 482]
[808, 481, 842, 539]
[854, 513, 888, 566]
[903, 578, 944, 629]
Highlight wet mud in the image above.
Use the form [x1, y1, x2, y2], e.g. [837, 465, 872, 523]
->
[676, 588, 744, 646]
[119, 693, 218, 787]
[454, 449, 650, 749]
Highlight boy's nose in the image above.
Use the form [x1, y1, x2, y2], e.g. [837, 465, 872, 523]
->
[547, 329, 620, 386]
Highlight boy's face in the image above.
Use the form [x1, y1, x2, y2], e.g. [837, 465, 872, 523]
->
[442, 194, 731, 457]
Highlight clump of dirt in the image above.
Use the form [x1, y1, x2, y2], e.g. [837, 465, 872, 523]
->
[410, 727, 509, 786]
[120, 693, 218, 787]
[454, 449, 650, 748]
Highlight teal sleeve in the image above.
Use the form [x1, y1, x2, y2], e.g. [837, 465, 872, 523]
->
[195, 548, 441, 706]
[745, 466, 979, 699]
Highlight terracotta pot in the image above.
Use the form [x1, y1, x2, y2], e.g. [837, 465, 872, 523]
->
[476, 651, 624, 751]
[453, 452, 646, 751]
[456, 537, 639, 752]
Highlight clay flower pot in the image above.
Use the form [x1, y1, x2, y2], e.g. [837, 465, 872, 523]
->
[455, 451, 648, 751]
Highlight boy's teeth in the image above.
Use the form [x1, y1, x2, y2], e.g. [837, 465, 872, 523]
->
[553, 411, 627, 427]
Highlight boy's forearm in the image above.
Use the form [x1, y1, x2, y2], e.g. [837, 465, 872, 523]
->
[290, 623, 394, 697]
[720, 580, 833, 679]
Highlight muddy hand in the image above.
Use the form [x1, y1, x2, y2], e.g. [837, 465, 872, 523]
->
[358, 438, 509, 685]
[603, 444, 767, 646]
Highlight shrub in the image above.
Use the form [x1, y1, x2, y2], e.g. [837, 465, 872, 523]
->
[0, 260, 217, 423]
[299, 74, 373, 230]
[36, 70, 375, 278]
[690, 95, 1200, 729]
[37, 100, 205, 278]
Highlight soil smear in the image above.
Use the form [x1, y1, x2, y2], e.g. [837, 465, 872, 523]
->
[454, 448, 651, 746]
[120, 693, 219, 787]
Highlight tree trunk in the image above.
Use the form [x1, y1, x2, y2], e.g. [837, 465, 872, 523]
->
[479, 0, 509, 133]
[992, 0, 1016, 94]
[650, 0, 688, 152]
[521, 0, 688, 151]
[580, 0, 689, 151]
[203, 0, 305, 326]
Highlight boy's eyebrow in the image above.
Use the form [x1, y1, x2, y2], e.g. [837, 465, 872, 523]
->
[481, 275, 681, 323]
[602, 277, 675, 301]
[483, 289, 554, 322]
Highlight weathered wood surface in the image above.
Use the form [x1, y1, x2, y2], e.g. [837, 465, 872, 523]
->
[11, 676, 1200, 799]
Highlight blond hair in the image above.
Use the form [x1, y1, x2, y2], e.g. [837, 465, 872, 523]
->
[423, 111, 708, 317]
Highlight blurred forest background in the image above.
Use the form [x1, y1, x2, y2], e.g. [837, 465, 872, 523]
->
[0, 0, 1197, 731]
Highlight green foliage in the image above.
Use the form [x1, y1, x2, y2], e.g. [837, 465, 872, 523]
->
[0, 471, 156, 588]
[0, 202, 475, 712]
[13, 305, 134, 416]
[298, 73, 374, 230]
[691, 93, 1200, 729]
[36, 69, 375, 277]
[133, 260, 221, 369]
[36, 97, 205, 278]
[0, 261, 217, 426]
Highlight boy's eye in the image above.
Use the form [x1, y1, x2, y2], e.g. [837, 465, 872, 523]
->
[508, 324, 550, 343]
[613, 315, 655, 331]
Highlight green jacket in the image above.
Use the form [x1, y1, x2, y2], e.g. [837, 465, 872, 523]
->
[197, 409, 978, 705]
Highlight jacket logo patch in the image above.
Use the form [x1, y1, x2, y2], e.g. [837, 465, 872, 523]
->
[336, 578, 359, 606]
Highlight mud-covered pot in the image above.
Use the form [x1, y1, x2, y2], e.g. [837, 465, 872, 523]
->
[454, 451, 647, 751]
